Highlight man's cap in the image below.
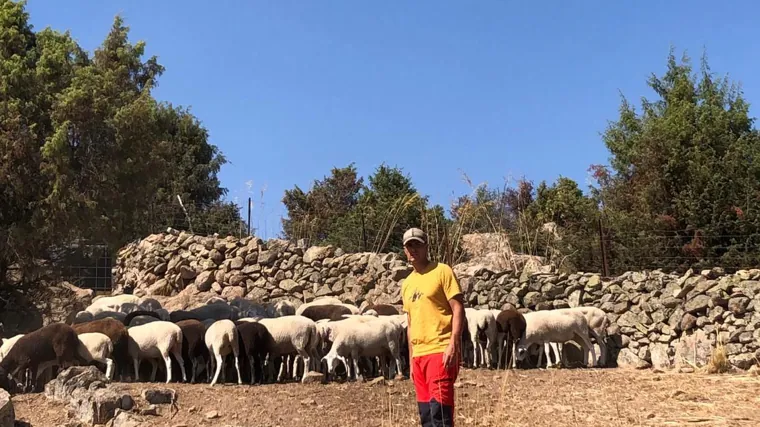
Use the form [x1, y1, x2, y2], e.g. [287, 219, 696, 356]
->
[403, 228, 428, 246]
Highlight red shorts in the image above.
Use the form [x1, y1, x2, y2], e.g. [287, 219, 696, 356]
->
[412, 352, 459, 426]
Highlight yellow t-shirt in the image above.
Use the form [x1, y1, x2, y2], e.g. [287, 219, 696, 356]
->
[401, 261, 463, 357]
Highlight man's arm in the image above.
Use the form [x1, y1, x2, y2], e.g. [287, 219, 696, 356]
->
[443, 294, 465, 369]
[406, 312, 413, 379]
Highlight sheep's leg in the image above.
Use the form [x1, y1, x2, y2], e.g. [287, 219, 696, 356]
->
[104, 358, 114, 380]
[133, 358, 140, 382]
[277, 356, 287, 383]
[210, 352, 224, 386]
[537, 344, 544, 368]
[352, 351, 362, 382]
[511, 340, 517, 369]
[578, 332, 596, 368]
[171, 347, 187, 382]
[550, 342, 561, 368]
[162, 353, 173, 384]
[149, 359, 159, 382]
[234, 350, 242, 385]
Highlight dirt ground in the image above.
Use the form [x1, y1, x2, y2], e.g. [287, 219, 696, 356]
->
[12, 368, 760, 427]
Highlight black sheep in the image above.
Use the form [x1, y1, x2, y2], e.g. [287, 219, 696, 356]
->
[300, 304, 352, 322]
[495, 309, 527, 369]
[234, 321, 274, 384]
[175, 319, 209, 383]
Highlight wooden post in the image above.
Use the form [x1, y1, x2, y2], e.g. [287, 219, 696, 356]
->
[598, 215, 610, 277]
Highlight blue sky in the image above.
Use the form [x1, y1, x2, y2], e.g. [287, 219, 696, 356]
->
[25, 1, 760, 239]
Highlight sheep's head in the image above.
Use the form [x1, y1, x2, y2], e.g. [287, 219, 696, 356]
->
[321, 353, 341, 374]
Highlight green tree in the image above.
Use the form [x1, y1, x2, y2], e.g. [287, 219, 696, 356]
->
[1, 3, 241, 291]
[592, 48, 760, 273]
[281, 164, 364, 245]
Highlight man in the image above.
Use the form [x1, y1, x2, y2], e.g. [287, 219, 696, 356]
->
[401, 227, 465, 427]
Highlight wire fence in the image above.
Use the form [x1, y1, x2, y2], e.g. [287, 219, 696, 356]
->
[56, 198, 254, 292]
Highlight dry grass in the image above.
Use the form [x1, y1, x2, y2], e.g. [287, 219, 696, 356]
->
[707, 338, 731, 374]
[13, 368, 760, 426]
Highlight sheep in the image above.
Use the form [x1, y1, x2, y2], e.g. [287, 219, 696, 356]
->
[77, 294, 142, 319]
[494, 308, 526, 369]
[464, 308, 498, 369]
[362, 304, 400, 316]
[321, 316, 403, 381]
[555, 306, 610, 366]
[204, 319, 242, 386]
[234, 320, 274, 384]
[169, 301, 239, 323]
[0, 335, 23, 361]
[300, 304, 353, 322]
[175, 319, 208, 383]
[0, 323, 85, 392]
[295, 297, 344, 316]
[515, 310, 597, 368]
[254, 315, 320, 383]
[127, 321, 187, 383]
[76, 332, 115, 380]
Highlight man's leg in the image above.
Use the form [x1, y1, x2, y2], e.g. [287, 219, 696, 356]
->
[412, 356, 433, 427]
[427, 353, 459, 427]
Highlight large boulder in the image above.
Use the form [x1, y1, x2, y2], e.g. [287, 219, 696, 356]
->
[0, 389, 13, 427]
[44, 366, 134, 425]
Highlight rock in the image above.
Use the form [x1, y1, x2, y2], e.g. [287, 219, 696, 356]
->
[142, 389, 176, 404]
[205, 411, 220, 420]
[303, 246, 334, 263]
[230, 257, 245, 270]
[673, 330, 712, 369]
[679, 313, 697, 331]
[147, 278, 173, 296]
[301, 371, 324, 384]
[650, 344, 671, 370]
[585, 275, 601, 290]
[684, 295, 710, 314]
[258, 250, 278, 266]
[279, 279, 304, 293]
[391, 266, 412, 281]
[179, 264, 197, 280]
[44, 366, 134, 425]
[0, 389, 13, 427]
[728, 296, 751, 316]
[729, 353, 756, 370]
[523, 292, 543, 307]
[616, 348, 651, 369]
[110, 410, 144, 427]
[194, 271, 214, 291]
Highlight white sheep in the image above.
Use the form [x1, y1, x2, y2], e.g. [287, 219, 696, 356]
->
[255, 315, 320, 383]
[127, 321, 187, 383]
[204, 319, 242, 386]
[515, 309, 597, 368]
[464, 308, 498, 368]
[319, 315, 406, 378]
[321, 316, 403, 381]
[296, 297, 359, 316]
[76, 332, 115, 380]
[555, 306, 609, 366]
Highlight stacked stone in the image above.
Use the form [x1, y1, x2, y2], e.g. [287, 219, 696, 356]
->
[113, 231, 760, 370]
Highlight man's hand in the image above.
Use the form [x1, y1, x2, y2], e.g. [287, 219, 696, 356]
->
[442, 338, 460, 370]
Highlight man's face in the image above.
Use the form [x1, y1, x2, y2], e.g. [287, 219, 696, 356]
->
[404, 240, 427, 263]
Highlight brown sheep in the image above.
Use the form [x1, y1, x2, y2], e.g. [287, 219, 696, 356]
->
[495, 309, 527, 369]
[0, 323, 85, 392]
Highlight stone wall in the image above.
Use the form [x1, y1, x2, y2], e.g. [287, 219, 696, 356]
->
[113, 230, 760, 371]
